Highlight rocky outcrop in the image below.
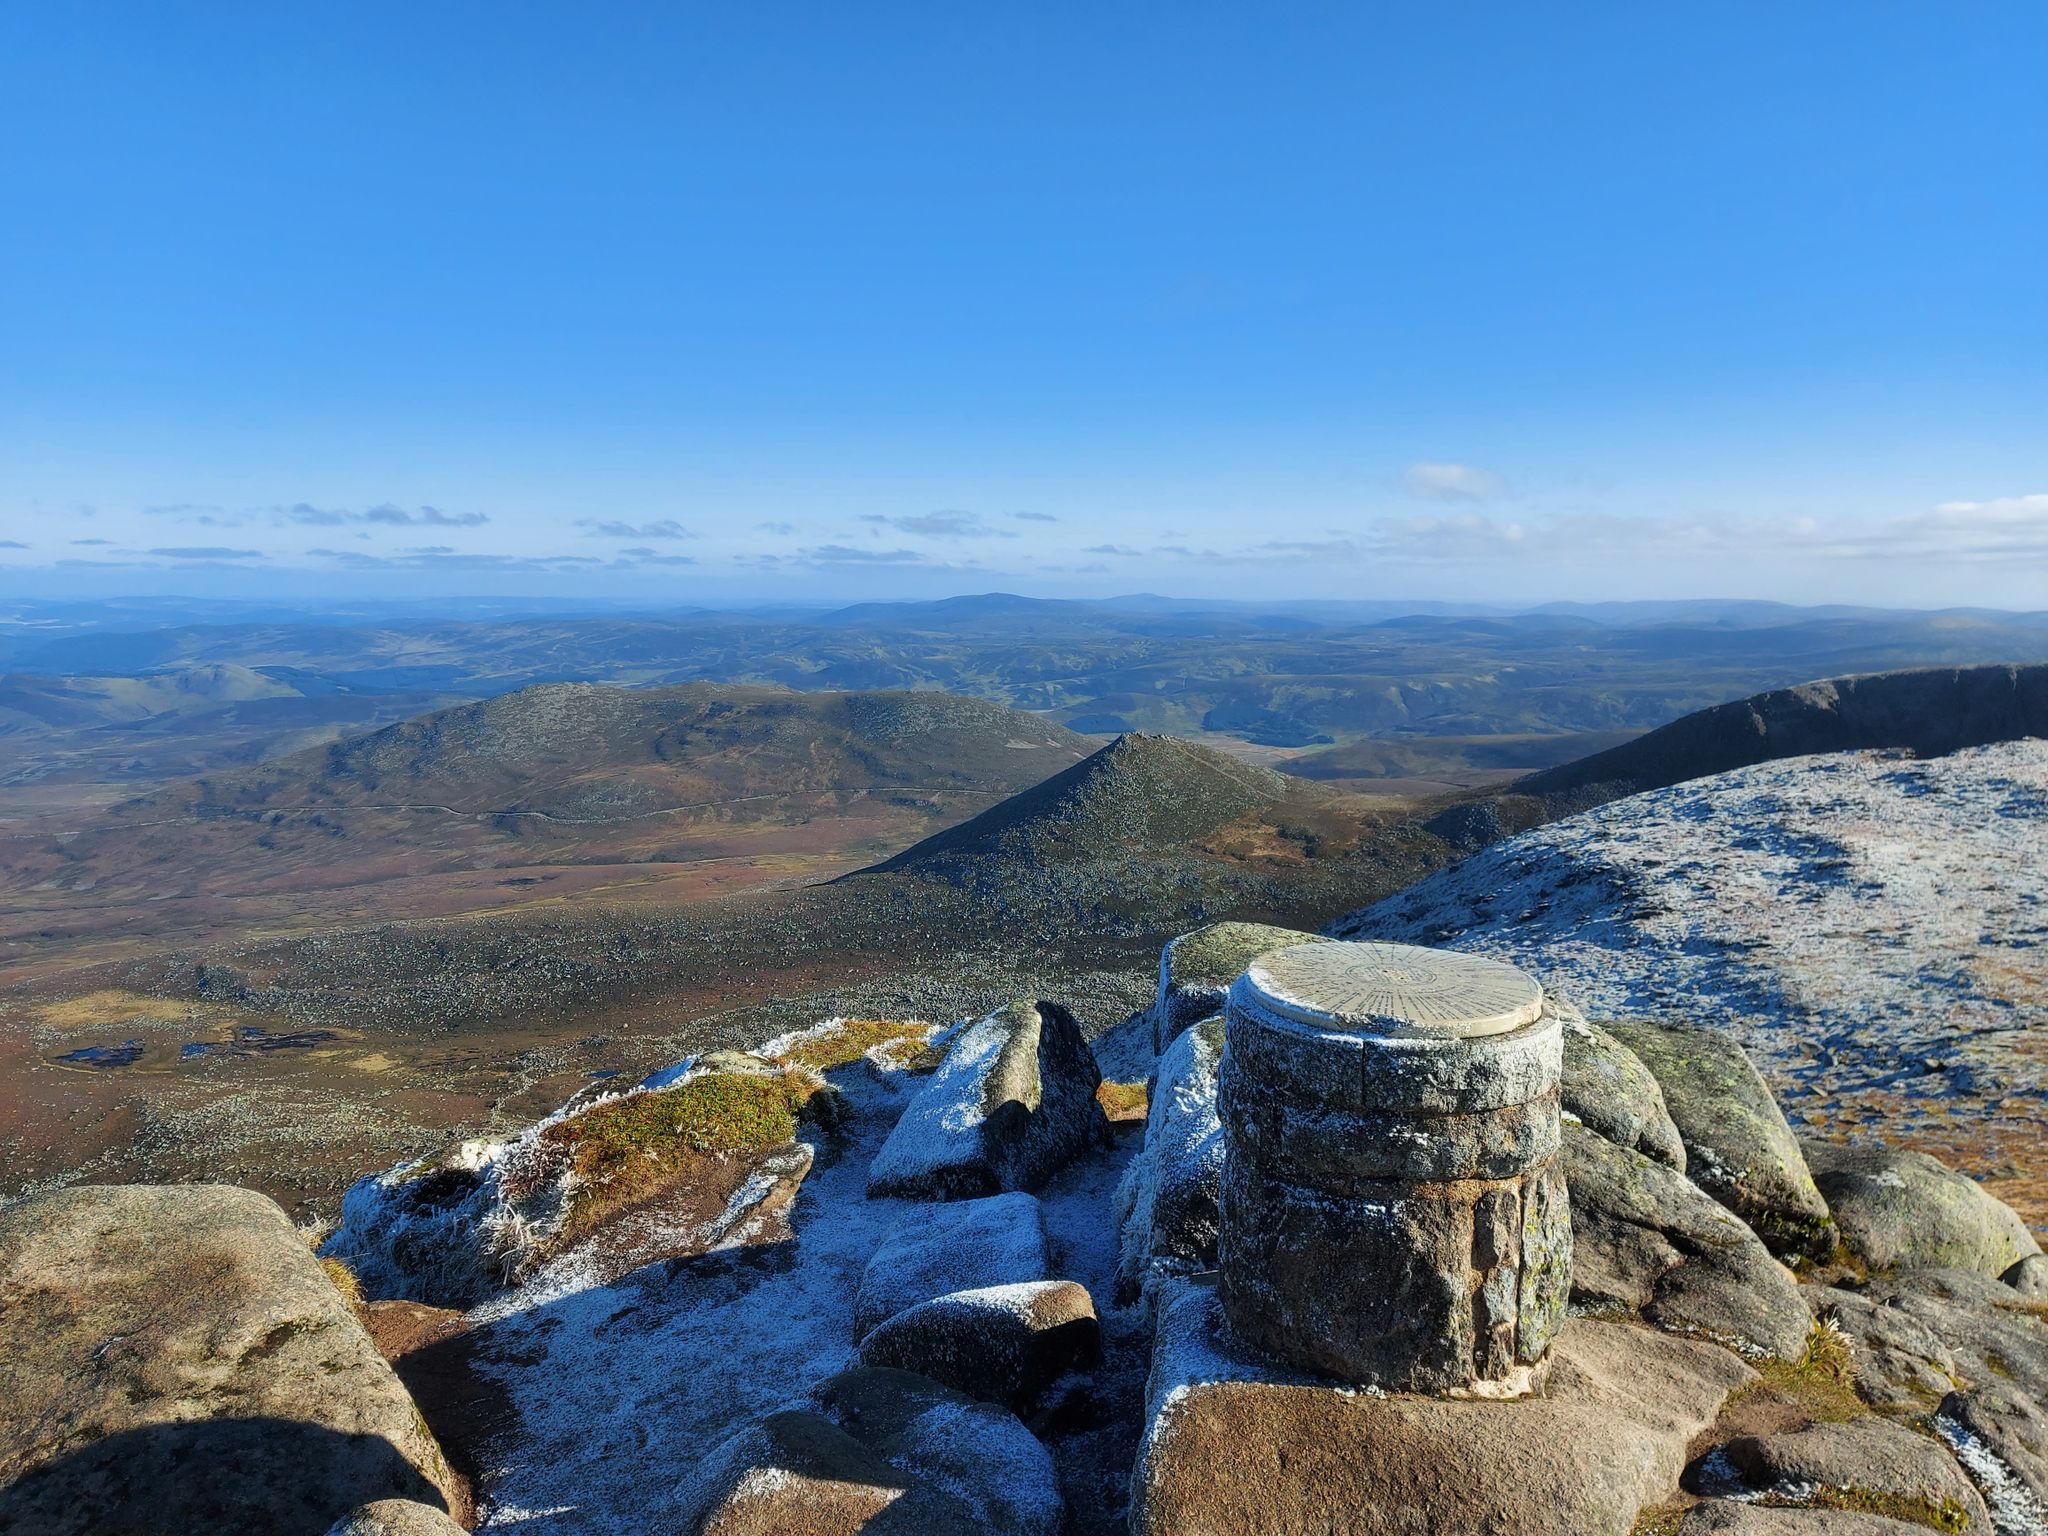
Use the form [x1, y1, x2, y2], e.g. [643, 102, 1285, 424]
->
[672, 1367, 1064, 1536]
[856, 1281, 1099, 1411]
[1147, 921, 1326, 1052]
[1817, 1265, 2048, 1507]
[1719, 1416, 1992, 1533]
[326, 1502, 470, 1536]
[1803, 1139, 2042, 1277]
[867, 999, 1106, 1200]
[853, 1191, 1052, 1337]
[0, 1184, 460, 1536]
[1131, 1281, 1754, 1536]
[1562, 1016, 1686, 1170]
[330, 1063, 825, 1307]
[1561, 1123, 1809, 1360]
[1605, 1021, 1834, 1259]
[1816, 1287, 1963, 1412]
[1941, 1380, 2048, 1524]
[1113, 1013, 1225, 1308]
[1515, 663, 2048, 804]
[2009, 1253, 2048, 1300]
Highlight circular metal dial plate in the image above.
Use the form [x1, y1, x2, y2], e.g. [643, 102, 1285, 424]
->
[1244, 940, 1543, 1039]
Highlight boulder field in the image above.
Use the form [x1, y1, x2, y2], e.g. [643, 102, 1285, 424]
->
[2, 922, 2043, 1535]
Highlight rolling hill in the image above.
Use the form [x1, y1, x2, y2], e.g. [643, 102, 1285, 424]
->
[0, 683, 1093, 965]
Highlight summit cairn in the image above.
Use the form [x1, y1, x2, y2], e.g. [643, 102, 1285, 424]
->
[1218, 940, 1570, 1395]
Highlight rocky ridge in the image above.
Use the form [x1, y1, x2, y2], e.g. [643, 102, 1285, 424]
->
[1337, 738, 2048, 1230]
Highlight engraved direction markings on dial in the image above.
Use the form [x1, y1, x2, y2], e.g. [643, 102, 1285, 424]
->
[1248, 941, 1543, 1039]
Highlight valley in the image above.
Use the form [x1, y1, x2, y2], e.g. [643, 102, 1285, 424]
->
[3, 596, 2045, 1238]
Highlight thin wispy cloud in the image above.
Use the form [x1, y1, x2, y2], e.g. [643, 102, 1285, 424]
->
[860, 511, 1014, 540]
[577, 518, 692, 540]
[1084, 543, 1141, 556]
[800, 544, 933, 565]
[148, 545, 261, 559]
[304, 546, 690, 572]
[1403, 462, 1508, 502]
[279, 503, 489, 528]
[1012, 511, 1059, 523]
[1241, 493, 2048, 567]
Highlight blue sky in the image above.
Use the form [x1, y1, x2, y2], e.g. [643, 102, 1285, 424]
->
[2, 3, 2043, 606]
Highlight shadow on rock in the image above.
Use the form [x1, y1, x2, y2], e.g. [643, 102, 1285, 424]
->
[0, 1417, 457, 1536]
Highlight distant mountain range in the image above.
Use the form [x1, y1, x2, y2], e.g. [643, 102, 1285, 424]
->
[4, 595, 2045, 799]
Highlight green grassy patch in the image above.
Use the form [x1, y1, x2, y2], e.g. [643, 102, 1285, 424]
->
[772, 1019, 931, 1073]
[1628, 1507, 1686, 1536]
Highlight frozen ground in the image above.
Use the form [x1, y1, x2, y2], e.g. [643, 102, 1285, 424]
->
[450, 1041, 1141, 1532]
[1337, 740, 2048, 1227]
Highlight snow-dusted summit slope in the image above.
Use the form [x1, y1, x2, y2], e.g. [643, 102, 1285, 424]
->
[1335, 740, 2048, 1228]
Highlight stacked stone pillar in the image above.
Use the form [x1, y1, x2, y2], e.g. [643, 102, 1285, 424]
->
[1217, 940, 1570, 1397]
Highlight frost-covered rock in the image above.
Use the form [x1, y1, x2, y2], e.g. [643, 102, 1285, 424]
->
[1803, 1139, 2042, 1278]
[1112, 1013, 1225, 1308]
[671, 1367, 1064, 1536]
[866, 999, 1106, 1200]
[327, 1063, 822, 1307]
[1563, 1016, 1686, 1170]
[1130, 1278, 1754, 1536]
[856, 1280, 1099, 1411]
[1720, 1416, 1991, 1534]
[0, 1185, 461, 1536]
[1148, 921, 1327, 1053]
[1605, 1020, 1834, 1260]
[325, 1500, 469, 1536]
[1333, 742, 2048, 1254]
[1561, 1123, 1809, 1360]
[1842, 1267, 2048, 1506]
[1941, 1381, 2048, 1522]
[1809, 1265, 2048, 1509]
[853, 1191, 1052, 1338]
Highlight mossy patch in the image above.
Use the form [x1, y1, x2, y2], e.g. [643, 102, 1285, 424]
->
[1628, 1507, 1686, 1536]
[1765, 1487, 1972, 1534]
[772, 1019, 931, 1073]
[1097, 1079, 1149, 1122]
[1167, 922, 1322, 987]
[543, 1069, 824, 1241]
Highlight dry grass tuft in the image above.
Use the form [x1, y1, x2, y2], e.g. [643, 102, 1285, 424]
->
[319, 1255, 364, 1307]
[1730, 1314, 1867, 1425]
[1097, 1080, 1150, 1122]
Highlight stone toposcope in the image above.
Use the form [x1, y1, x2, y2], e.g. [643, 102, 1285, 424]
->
[1218, 940, 1571, 1396]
